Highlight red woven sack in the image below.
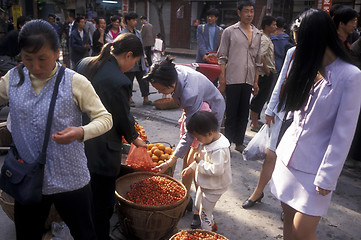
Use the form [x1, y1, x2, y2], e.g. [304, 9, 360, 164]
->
[125, 144, 155, 171]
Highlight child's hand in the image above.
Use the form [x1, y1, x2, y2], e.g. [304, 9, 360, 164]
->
[194, 152, 202, 163]
[316, 186, 331, 196]
[182, 167, 193, 177]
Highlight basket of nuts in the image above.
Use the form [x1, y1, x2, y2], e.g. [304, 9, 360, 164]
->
[170, 229, 229, 240]
[115, 172, 188, 240]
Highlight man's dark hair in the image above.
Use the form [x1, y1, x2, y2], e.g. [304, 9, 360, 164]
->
[261, 15, 276, 30]
[95, 17, 105, 25]
[75, 16, 84, 23]
[124, 12, 138, 24]
[206, 8, 219, 18]
[333, 7, 358, 29]
[140, 16, 147, 20]
[238, 0, 255, 12]
[48, 14, 56, 19]
[187, 111, 219, 136]
[330, 4, 343, 18]
[276, 16, 286, 28]
[17, 16, 29, 29]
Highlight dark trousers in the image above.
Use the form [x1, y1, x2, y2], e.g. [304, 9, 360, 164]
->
[225, 83, 253, 145]
[144, 46, 153, 67]
[90, 173, 117, 240]
[125, 71, 149, 97]
[14, 184, 97, 240]
[250, 73, 274, 114]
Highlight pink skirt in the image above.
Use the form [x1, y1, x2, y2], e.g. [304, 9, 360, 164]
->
[179, 102, 212, 148]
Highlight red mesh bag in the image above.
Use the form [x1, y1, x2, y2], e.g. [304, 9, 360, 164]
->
[125, 144, 155, 171]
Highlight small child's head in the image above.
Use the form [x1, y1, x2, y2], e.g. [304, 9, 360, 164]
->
[187, 111, 219, 144]
[156, 33, 162, 39]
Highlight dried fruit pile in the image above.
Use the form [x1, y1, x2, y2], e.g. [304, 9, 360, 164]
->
[173, 230, 227, 240]
[126, 176, 185, 206]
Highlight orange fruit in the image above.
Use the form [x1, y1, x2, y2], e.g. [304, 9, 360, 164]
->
[164, 147, 172, 154]
[154, 149, 163, 157]
[164, 153, 170, 160]
[158, 160, 164, 165]
[151, 146, 158, 154]
[147, 150, 152, 157]
[151, 155, 158, 161]
[156, 143, 165, 151]
[160, 154, 167, 160]
[147, 144, 154, 150]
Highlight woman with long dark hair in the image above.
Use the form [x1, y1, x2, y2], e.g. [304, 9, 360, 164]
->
[0, 19, 112, 239]
[270, 9, 361, 239]
[76, 33, 147, 240]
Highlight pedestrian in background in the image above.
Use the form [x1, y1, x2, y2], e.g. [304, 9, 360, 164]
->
[270, 9, 361, 239]
[77, 33, 147, 240]
[140, 16, 155, 67]
[153, 33, 164, 62]
[249, 15, 277, 132]
[1, 19, 112, 240]
[121, 12, 151, 106]
[144, 56, 225, 229]
[182, 111, 232, 232]
[92, 17, 107, 56]
[217, 0, 262, 153]
[70, 16, 90, 68]
[196, 8, 223, 64]
[333, 6, 358, 51]
[105, 15, 122, 43]
[0, 16, 29, 76]
[242, 15, 299, 208]
[269, 16, 293, 95]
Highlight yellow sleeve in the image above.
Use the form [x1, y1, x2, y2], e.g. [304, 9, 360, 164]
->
[72, 72, 113, 141]
[0, 72, 10, 104]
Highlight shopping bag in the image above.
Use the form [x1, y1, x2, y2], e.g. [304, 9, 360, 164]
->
[242, 125, 271, 161]
[125, 144, 155, 171]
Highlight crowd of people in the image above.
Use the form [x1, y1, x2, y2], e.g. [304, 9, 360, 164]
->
[0, 1, 360, 239]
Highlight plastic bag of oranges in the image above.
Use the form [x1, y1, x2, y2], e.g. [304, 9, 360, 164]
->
[125, 144, 155, 171]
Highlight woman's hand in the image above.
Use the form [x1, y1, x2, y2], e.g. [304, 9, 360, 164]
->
[52, 127, 84, 144]
[132, 138, 147, 148]
[152, 161, 169, 174]
[181, 166, 193, 177]
[265, 114, 275, 128]
[316, 186, 331, 196]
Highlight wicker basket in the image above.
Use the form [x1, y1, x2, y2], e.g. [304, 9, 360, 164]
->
[115, 172, 188, 240]
[153, 98, 179, 110]
[169, 229, 229, 240]
[0, 190, 62, 230]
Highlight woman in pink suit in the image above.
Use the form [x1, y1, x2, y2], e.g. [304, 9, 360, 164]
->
[270, 9, 361, 240]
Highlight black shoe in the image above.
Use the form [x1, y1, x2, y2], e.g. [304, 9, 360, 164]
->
[242, 192, 264, 209]
[186, 197, 193, 212]
[190, 214, 201, 229]
[235, 144, 246, 153]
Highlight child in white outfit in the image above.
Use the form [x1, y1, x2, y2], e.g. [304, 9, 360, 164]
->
[153, 33, 164, 63]
[182, 111, 232, 231]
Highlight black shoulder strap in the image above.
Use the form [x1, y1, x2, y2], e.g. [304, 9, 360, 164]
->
[40, 66, 65, 158]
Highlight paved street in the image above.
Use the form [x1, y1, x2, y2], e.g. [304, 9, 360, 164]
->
[0, 55, 360, 239]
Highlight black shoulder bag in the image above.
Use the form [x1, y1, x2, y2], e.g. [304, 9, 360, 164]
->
[0, 66, 65, 205]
